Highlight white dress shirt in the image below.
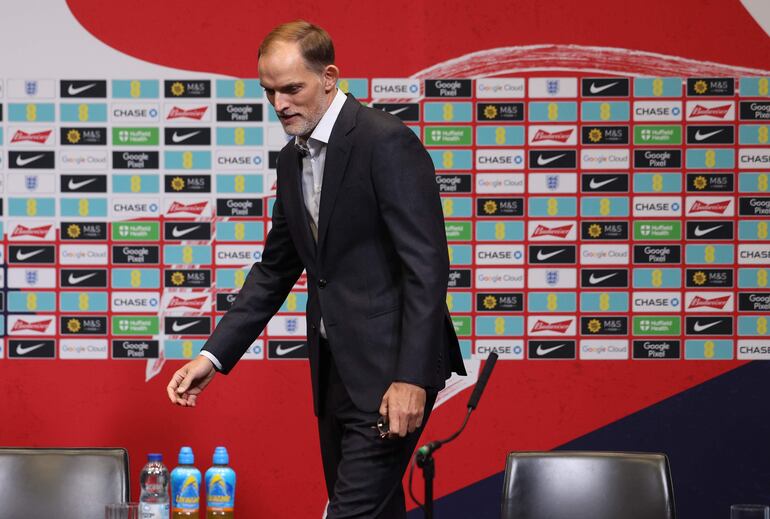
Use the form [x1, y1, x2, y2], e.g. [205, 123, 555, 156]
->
[201, 89, 347, 369]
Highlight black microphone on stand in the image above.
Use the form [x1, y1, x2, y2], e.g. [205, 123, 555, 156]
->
[411, 352, 499, 518]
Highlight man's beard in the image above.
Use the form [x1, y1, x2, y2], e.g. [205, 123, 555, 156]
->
[280, 91, 329, 138]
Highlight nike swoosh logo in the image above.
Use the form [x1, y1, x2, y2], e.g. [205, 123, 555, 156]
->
[536, 249, 565, 261]
[68, 178, 97, 190]
[536, 344, 566, 356]
[172, 225, 201, 238]
[536, 154, 565, 166]
[589, 82, 619, 94]
[67, 272, 97, 285]
[16, 343, 46, 355]
[588, 177, 617, 189]
[171, 320, 201, 332]
[67, 83, 95, 96]
[694, 129, 723, 141]
[693, 320, 722, 332]
[16, 249, 44, 261]
[382, 106, 410, 116]
[172, 130, 201, 143]
[16, 154, 44, 166]
[589, 273, 618, 284]
[694, 224, 723, 237]
[275, 344, 305, 356]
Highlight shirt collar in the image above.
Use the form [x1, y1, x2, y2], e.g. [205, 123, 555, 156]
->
[295, 88, 347, 152]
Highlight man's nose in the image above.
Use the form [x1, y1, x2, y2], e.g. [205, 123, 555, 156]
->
[274, 92, 290, 112]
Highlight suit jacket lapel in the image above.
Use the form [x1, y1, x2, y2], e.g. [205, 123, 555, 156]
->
[317, 95, 358, 251]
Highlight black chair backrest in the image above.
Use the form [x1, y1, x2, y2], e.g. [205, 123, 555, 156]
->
[0, 447, 130, 519]
[501, 451, 676, 519]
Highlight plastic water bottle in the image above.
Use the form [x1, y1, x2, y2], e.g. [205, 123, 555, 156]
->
[171, 447, 201, 518]
[140, 453, 170, 519]
[205, 446, 236, 518]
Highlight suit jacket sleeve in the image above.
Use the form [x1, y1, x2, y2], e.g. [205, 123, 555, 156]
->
[371, 124, 450, 387]
[201, 182, 304, 373]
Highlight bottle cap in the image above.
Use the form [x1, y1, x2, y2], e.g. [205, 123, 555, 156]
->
[213, 446, 229, 465]
[147, 453, 163, 462]
[178, 446, 194, 465]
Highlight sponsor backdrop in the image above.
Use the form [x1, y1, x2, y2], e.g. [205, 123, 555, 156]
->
[1, 0, 770, 516]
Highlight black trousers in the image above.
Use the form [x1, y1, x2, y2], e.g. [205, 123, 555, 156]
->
[317, 338, 438, 518]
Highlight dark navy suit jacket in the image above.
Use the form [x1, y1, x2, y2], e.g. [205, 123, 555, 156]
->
[202, 94, 466, 414]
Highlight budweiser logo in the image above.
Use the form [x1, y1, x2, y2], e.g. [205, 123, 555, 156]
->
[532, 129, 573, 143]
[167, 201, 208, 215]
[531, 319, 572, 333]
[11, 130, 52, 144]
[689, 295, 730, 309]
[167, 296, 208, 309]
[11, 225, 51, 238]
[12, 319, 52, 333]
[690, 200, 730, 214]
[167, 106, 207, 120]
[689, 104, 731, 118]
[532, 224, 572, 238]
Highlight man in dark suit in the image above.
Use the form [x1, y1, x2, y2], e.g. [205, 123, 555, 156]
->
[167, 20, 465, 518]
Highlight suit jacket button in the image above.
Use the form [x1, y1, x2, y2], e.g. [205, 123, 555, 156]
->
[318, 278, 327, 288]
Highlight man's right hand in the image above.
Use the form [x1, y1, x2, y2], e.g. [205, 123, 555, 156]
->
[166, 355, 217, 407]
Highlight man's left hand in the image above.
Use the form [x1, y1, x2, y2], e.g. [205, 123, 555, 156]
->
[379, 382, 427, 438]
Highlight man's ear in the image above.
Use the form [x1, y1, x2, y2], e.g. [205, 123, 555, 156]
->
[323, 64, 340, 93]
